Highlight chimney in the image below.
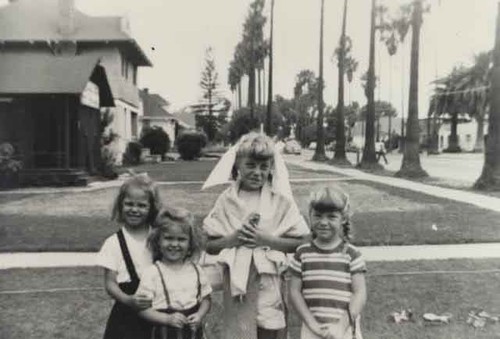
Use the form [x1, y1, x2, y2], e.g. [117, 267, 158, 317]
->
[58, 0, 75, 36]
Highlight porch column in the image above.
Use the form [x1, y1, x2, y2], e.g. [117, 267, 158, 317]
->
[64, 95, 70, 168]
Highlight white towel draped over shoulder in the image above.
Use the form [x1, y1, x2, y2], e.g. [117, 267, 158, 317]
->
[203, 182, 309, 296]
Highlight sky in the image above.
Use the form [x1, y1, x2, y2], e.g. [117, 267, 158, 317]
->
[2, 0, 499, 117]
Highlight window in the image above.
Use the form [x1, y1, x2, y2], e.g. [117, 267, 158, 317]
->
[121, 53, 129, 79]
[131, 112, 138, 138]
[132, 66, 137, 85]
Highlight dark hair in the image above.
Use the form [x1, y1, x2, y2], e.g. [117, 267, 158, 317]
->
[308, 186, 353, 240]
[231, 132, 275, 181]
[148, 206, 204, 262]
[111, 173, 161, 226]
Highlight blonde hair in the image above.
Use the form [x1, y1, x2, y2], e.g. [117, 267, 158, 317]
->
[148, 206, 204, 262]
[111, 173, 161, 225]
[308, 186, 352, 240]
[232, 132, 275, 180]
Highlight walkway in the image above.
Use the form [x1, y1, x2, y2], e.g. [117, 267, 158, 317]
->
[284, 155, 500, 213]
[2, 242, 500, 269]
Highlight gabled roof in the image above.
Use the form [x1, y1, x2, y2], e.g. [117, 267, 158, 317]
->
[140, 89, 174, 119]
[0, 0, 151, 66]
[0, 49, 113, 104]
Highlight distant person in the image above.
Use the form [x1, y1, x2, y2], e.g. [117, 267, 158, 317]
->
[375, 139, 388, 165]
[289, 186, 367, 339]
[202, 132, 310, 339]
[136, 207, 212, 339]
[97, 174, 162, 339]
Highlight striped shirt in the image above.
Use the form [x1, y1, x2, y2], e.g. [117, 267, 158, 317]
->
[289, 241, 367, 323]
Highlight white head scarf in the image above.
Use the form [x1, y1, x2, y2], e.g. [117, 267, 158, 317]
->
[202, 132, 293, 199]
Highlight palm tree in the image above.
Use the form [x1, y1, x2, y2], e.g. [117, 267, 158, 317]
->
[313, 0, 327, 161]
[475, 3, 500, 190]
[395, 0, 428, 177]
[359, 0, 380, 168]
[331, 0, 350, 165]
[468, 52, 491, 153]
[266, 0, 275, 135]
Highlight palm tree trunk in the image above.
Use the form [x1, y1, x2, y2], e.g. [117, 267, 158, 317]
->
[237, 82, 242, 109]
[474, 100, 486, 153]
[266, 0, 274, 136]
[475, 2, 500, 190]
[248, 68, 256, 117]
[388, 115, 392, 151]
[333, 0, 349, 164]
[257, 68, 262, 106]
[447, 111, 461, 152]
[313, 0, 327, 161]
[360, 0, 378, 167]
[397, 0, 428, 177]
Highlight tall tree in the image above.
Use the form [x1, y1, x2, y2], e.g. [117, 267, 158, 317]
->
[313, 0, 327, 161]
[475, 3, 500, 190]
[332, 0, 350, 165]
[293, 70, 320, 145]
[200, 47, 218, 118]
[359, 0, 380, 168]
[393, 0, 428, 177]
[266, 0, 275, 135]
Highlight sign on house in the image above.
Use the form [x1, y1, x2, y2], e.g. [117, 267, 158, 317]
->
[80, 81, 100, 109]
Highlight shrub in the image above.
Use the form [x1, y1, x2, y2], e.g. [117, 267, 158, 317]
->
[140, 126, 171, 156]
[123, 141, 143, 165]
[0, 142, 22, 188]
[176, 130, 208, 160]
[99, 148, 118, 179]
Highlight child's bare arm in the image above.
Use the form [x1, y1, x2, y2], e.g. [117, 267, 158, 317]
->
[103, 269, 151, 311]
[187, 296, 211, 329]
[289, 275, 325, 337]
[338, 272, 367, 336]
[139, 309, 187, 328]
[240, 224, 309, 252]
[205, 233, 241, 254]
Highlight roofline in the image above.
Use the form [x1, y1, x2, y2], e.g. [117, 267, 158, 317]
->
[0, 39, 152, 67]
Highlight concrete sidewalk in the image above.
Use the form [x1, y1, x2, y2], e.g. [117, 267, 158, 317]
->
[285, 156, 500, 213]
[3, 242, 500, 269]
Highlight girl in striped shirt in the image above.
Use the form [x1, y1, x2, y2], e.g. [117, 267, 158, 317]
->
[289, 186, 367, 339]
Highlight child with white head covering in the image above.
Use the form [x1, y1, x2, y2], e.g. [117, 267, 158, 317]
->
[202, 132, 310, 339]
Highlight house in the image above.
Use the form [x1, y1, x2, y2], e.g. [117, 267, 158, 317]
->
[140, 88, 178, 144]
[350, 116, 403, 149]
[0, 0, 151, 185]
[420, 116, 488, 152]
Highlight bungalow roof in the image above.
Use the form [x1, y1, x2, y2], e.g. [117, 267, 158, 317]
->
[0, 50, 113, 104]
[0, 0, 151, 66]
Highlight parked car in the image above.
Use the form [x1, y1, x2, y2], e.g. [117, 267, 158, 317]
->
[283, 139, 302, 155]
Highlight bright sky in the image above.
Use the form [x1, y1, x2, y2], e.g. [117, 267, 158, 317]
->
[2, 0, 499, 117]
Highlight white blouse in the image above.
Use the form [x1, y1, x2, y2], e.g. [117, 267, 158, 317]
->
[96, 227, 153, 283]
[137, 261, 212, 310]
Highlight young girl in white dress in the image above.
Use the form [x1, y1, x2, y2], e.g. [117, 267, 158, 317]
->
[137, 206, 212, 339]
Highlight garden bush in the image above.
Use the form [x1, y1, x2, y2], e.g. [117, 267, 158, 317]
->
[123, 141, 143, 165]
[140, 126, 171, 156]
[176, 130, 208, 160]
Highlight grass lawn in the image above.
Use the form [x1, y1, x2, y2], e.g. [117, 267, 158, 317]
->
[2, 175, 500, 251]
[120, 160, 347, 182]
[2, 259, 500, 339]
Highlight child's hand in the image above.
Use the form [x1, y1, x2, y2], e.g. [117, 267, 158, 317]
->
[165, 312, 187, 328]
[186, 312, 202, 330]
[239, 222, 272, 248]
[128, 293, 152, 311]
[307, 320, 328, 338]
[321, 323, 345, 339]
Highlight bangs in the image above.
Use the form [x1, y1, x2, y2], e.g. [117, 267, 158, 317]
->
[310, 200, 344, 213]
[236, 132, 275, 161]
[309, 186, 349, 213]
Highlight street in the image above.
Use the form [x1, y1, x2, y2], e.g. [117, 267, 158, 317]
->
[300, 148, 484, 186]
